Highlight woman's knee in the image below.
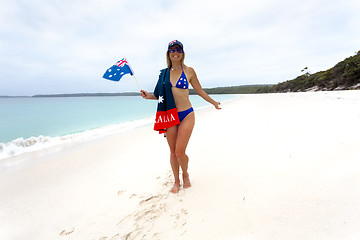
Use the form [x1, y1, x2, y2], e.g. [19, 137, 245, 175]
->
[170, 152, 178, 162]
[175, 147, 186, 160]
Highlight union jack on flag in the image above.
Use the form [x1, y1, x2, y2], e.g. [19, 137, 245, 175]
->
[103, 58, 134, 82]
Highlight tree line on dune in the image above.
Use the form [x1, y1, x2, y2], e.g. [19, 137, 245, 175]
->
[256, 50, 360, 93]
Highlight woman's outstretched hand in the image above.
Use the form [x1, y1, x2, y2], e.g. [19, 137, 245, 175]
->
[214, 102, 221, 110]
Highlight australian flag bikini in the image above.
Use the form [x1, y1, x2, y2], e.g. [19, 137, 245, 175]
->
[153, 68, 194, 134]
[170, 68, 194, 122]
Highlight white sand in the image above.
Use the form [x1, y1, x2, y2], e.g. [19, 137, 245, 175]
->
[1, 90, 360, 240]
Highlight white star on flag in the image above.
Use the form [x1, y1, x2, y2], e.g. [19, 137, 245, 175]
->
[158, 96, 164, 103]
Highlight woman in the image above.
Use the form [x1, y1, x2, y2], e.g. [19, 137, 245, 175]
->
[140, 40, 221, 193]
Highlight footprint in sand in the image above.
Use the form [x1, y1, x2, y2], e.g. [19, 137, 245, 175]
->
[117, 190, 125, 196]
[60, 228, 74, 236]
[114, 172, 189, 239]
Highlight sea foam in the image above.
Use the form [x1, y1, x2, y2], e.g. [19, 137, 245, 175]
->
[0, 117, 154, 161]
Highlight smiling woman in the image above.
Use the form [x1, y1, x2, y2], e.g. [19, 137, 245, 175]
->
[140, 40, 221, 194]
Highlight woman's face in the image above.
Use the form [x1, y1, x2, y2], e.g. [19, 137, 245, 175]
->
[169, 45, 183, 63]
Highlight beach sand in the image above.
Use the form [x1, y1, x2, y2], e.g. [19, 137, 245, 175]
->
[1, 90, 360, 240]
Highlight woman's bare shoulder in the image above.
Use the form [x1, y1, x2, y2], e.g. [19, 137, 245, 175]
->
[183, 65, 196, 75]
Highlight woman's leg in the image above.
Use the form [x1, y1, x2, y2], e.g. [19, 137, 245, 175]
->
[166, 125, 181, 193]
[166, 112, 195, 193]
[175, 112, 195, 188]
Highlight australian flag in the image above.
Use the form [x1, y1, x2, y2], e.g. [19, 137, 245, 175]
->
[103, 58, 134, 81]
[153, 68, 180, 134]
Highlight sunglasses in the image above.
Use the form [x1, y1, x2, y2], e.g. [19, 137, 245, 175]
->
[169, 47, 183, 53]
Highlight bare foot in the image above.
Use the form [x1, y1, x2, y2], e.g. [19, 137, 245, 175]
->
[183, 172, 191, 189]
[170, 183, 181, 194]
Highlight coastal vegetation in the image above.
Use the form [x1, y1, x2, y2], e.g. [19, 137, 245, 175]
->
[257, 50, 360, 93]
[189, 85, 270, 95]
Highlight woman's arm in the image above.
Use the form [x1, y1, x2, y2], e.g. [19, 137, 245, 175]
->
[140, 90, 157, 100]
[188, 68, 221, 109]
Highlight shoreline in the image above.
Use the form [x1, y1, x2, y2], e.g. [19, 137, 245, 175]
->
[0, 116, 155, 163]
[1, 90, 359, 240]
[0, 95, 238, 161]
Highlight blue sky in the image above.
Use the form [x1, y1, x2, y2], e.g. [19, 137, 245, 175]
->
[0, 0, 359, 95]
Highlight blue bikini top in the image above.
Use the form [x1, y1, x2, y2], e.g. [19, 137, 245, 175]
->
[170, 69, 189, 89]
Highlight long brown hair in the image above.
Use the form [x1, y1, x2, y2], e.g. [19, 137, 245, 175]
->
[166, 50, 185, 68]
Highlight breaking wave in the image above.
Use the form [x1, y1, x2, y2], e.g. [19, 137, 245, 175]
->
[0, 117, 154, 161]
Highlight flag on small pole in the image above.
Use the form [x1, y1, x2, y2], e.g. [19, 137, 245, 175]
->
[102, 58, 141, 90]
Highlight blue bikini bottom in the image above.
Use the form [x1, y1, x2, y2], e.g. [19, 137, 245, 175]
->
[178, 107, 194, 122]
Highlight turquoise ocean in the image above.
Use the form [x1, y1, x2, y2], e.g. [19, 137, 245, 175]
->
[0, 95, 237, 160]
